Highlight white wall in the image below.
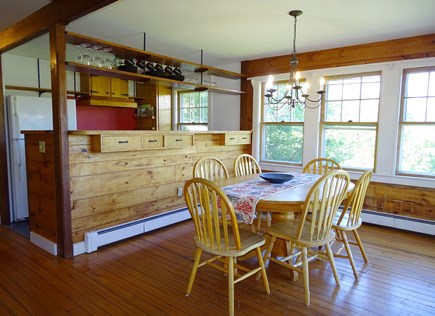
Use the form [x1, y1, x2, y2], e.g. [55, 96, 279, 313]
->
[250, 57, 435, 188]
[210, 62, 241, 131]
[2, 53, 80, 95]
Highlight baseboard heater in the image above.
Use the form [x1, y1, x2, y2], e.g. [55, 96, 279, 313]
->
[84, 208, 191, 253]
[361, 210, 434, 236]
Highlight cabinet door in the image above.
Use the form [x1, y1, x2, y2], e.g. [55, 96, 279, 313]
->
[90, 76, 111, 97]
[111, 78, 129, 98]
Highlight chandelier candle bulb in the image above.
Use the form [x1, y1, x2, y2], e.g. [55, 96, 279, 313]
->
[266, 75, 274, 91]
[295, 71, 301, 84]
[319, 77, 326, 90]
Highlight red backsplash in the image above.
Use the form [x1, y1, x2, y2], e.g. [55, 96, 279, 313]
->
[76, 106, 136, 130]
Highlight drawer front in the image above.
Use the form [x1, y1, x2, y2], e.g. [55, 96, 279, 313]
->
[225, 133, 239, 145]
[165, 134, 193, 148]
[238, 133, 251, 144]
[142, 135, 164, 149]
[99, 136, 142, 152]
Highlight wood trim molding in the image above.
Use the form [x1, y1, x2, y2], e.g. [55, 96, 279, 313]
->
[0, 0, 118, 53]
[240, 33, 435, 131]
[241, 33, 435, 78]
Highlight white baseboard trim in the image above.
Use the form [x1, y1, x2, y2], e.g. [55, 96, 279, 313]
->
[361, 210, 435, 236]
[30, 231, 57, 256]
[74, 208, 191, 256]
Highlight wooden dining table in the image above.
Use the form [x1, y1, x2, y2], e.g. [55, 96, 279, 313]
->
[215, 172, 354, 256]
[217, 172, 354, 221]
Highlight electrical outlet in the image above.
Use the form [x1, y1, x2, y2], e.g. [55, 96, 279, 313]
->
[39, 141, 46, 153]
[177, 187, 183, 197]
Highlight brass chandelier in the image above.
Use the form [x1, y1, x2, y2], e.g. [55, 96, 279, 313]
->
[265, 10, 326, 111]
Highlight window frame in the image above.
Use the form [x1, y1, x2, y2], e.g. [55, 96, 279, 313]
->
[320, 72, 381, 171]
[260, 80, 305, 166]
[177, 89, 209, 131]
[396, 66, 435, 178]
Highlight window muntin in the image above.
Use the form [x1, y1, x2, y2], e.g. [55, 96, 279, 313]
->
[398, 67, 435, 177]
[261, 81, 304, 164]
[321, 73, 380, 170]
[177, 90, 208, 131]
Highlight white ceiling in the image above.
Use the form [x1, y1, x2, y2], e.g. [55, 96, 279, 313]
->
[2, 0, 435, 67]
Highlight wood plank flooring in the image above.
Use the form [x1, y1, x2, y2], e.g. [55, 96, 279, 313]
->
[0, 221, 434, 315]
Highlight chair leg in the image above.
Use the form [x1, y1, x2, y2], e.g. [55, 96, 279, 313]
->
[341, 231, 359, 279]
[228, 256, 235, 316]
[256, 211, 263, 232]
[325, 243, 340, 287]
[301, 247, 310, 305]
[263, 235, 276, 265]
[186, 248, 202, 295]
[353, 229, 369, 263]
[256, 247, 271, 294]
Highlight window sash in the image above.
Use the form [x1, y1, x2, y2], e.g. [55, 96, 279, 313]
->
[177, 90, 208, 130]
[397, 66, 435, 177]
[321, 72, 380, 170]
[261, 80, 305, 165]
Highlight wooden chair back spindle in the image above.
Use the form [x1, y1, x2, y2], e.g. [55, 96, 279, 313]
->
[193, 157, 229, 181]
[303, 157, 341, 175]
[234, 154, 262, 177]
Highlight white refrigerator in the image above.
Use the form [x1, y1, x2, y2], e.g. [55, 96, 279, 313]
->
[5, 95, 77, 222]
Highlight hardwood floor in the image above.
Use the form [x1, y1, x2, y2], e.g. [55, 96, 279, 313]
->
[0, 221, 434, 315]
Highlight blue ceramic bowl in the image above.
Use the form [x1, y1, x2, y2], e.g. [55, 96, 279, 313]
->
[259, 173, 294, 184]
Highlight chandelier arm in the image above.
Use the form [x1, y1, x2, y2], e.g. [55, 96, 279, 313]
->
[303, 95, 324, 103]
[266, 85, 292, 104]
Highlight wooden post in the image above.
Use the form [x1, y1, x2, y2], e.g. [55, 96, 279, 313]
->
[49, 23, 73, 258]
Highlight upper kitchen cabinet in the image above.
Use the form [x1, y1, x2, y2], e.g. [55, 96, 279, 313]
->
[78, 74, 137, 108]
[80, 74, 129, 98]
[65, 32, 246, 95]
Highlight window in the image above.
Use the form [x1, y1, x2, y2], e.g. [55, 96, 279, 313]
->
[397, 67, 435, 177]
[321, 73, 380, 170]
[177, 90, 208, 131]
[261, 81, 304, 164]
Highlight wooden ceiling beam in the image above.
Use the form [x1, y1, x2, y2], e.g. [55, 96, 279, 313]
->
[242, 33, 435, 78]
[0, 0, 118, 53]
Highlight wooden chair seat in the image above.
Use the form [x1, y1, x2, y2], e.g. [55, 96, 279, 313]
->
[184, 178, 270, 316]
[330, 169, 373, 279]
[194, 228, 265, 257]
[268, 220, 337, 248]
[262, 170, 350, 305]
[333, 212, 362, 231]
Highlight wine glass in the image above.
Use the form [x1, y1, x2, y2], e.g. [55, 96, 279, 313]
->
[90, 45, 103, 67]
[76, 43, 91, 65]
[102, 47, 114, 69]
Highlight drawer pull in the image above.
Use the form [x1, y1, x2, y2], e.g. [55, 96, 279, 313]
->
[175, 139, 183, 142]
[242, 137, 247, 140]
[118, 140, 129, 144]
[148, 139, 158, 143]
[230, 137, 236, 140]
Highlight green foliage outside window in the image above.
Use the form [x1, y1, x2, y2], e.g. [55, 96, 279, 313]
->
[178, 90, 208, 131]
[398, 68, 435, 176]
[262, 81, 304, 164]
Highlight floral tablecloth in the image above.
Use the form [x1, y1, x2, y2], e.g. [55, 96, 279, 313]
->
[221, 172, 320, 224]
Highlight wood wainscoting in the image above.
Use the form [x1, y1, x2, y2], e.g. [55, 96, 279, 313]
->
[364, 181, 434, 221]
[23, 131, 252, 248]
